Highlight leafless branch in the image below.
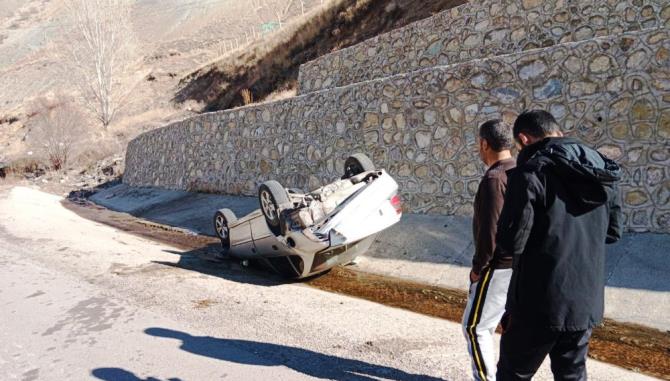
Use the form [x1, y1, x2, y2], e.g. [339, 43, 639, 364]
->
[251, 0, 297, 29]
[56, 0, 137, 129]
[27, 94, 86, 171]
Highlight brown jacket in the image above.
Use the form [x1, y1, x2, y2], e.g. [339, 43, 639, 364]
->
[472, 158, 515, 275]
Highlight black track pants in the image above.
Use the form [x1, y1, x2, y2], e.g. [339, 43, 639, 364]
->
[496, 318, 592, 381]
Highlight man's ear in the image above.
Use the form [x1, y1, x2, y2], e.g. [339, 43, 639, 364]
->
[480, 138, 489, 151]
[517, 132, 531, 147]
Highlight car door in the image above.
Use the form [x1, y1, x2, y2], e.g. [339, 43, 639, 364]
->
[229, 219, 256, 258]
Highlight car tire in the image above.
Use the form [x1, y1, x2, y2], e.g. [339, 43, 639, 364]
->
[259, 180, 290, 235]
[214, 209, 237, 251]
[342, 153, 375, 179]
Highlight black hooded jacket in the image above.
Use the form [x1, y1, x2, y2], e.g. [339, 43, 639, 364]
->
[496, 137, 623, 331]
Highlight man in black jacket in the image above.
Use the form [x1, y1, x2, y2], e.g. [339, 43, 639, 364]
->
[495, 110, 623, 380]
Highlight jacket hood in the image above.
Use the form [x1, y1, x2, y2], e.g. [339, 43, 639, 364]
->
[518, 137, 621, 210]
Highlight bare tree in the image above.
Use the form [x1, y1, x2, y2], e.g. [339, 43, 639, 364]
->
[58, 0, 136, 129]
[0, 153, 6, 178]
[252, 0, 297, 29]
[28, 95, 86, 171]
[251, 0, 265, 22]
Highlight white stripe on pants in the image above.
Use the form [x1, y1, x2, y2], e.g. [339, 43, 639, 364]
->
[462, 267, 513, 381]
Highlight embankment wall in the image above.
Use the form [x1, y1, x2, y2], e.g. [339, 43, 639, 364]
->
[297, 0, 669, 93]
[125, 28, 670, 233]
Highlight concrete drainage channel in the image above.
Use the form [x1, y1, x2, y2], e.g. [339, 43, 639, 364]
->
[63, 196, 670, 379]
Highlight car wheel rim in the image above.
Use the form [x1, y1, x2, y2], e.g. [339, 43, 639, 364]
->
[215, 215, 228, 239]
[260, 191, 277, 222]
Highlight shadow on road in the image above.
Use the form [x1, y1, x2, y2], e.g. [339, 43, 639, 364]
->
[153, 243, 288, 287]
[144, 327, 446, 381]
[91, 367, 181, 381]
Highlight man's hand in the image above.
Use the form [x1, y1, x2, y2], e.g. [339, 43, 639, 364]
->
[469, 270, 480, 284]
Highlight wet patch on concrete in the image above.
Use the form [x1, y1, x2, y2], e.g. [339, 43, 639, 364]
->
[308, 267, 468, 323]
[63, 200, 216, 252]
[108, 262, 177, 277]
[26, 291, 45, 299]
[42, 296, 125, 342]
[21, 368, 39, 381]
[192, 299, 219, 309]
[64, 198, 670, 379]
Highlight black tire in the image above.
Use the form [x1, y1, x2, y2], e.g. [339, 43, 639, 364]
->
[343, 153, 375, 179]
[258, 180, 290, 235]
[213, 209, 237, 251]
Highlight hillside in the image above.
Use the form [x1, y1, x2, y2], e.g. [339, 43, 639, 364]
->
[175, 0, 465, 112]
[0, 0, 326, 162]
[0, 0, 463, 176]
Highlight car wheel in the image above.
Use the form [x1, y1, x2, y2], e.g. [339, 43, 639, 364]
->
[214, 209, 237, 251]
[342, 153, 375, 179]
[259, 180, 290, 235]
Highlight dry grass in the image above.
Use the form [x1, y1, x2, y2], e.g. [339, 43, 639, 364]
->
[240, 88, 254, 105]
[176, 0, 345, 94]
[192, 299, 219, 309]
[1, 156, 46, 178]
[175, 0, 465, 112]
[261, 88, 298, 103]
[192, 0, 342, 71]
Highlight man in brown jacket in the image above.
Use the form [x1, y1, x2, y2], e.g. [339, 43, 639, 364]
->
[462, 119, 515, 381]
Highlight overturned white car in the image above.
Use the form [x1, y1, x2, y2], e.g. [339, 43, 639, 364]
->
[213, 154, 402, 278]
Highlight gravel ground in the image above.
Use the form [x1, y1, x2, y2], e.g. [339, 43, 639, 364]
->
[0, 185, 660, 381]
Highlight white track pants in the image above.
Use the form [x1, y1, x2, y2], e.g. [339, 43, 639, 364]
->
[462, 267, 513, 381]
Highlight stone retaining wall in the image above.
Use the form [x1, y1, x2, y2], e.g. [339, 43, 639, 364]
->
[125, 94, 368, 196]
[297, 0, 670, 93]
[125, 28, 670, 233]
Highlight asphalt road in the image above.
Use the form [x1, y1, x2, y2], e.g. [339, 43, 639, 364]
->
[0, 242, 312, 381]
[0, 186, 658, 381]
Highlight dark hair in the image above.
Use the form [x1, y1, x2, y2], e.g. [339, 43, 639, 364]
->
[479, 119, 513, 152]
[513, 110, 561, 139]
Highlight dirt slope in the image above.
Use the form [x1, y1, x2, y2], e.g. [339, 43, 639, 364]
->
[174, 0, 465, 112]
[0, 0, 324, 161]
[1, 0, 463, 170]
